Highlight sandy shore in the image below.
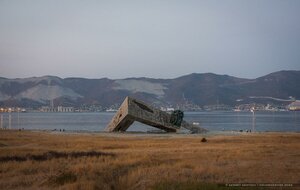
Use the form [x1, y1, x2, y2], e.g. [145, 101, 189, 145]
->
[0, 130, 299, 189]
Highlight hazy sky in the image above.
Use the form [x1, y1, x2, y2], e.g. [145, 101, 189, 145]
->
[1, 0, 300, 79]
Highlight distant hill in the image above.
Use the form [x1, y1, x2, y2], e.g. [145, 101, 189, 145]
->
[0, 70, 299, 108]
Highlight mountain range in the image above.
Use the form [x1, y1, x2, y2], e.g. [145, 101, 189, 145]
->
[0, 70, 299, 109]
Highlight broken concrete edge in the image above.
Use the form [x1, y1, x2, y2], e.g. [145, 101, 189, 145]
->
[106, 97, 130, 132]
[105, 96, 207, 133]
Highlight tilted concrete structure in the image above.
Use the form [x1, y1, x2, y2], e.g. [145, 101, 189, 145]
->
[105, 97, 207, 133]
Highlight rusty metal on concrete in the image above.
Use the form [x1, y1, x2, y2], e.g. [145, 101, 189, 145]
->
[105, 97, 207, 133]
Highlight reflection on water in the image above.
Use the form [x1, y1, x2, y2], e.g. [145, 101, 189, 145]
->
[1, 113, 14, 129]
[0, 111, 299, 132]
[8, 114, 11, 129]
[252, 111, 256, 132]
[0, 114, 3, 129]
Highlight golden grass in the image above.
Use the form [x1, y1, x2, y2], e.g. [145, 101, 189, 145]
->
[0, 130, 299, 190]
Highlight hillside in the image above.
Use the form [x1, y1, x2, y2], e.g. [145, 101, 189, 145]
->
[0, 70, 299, 108]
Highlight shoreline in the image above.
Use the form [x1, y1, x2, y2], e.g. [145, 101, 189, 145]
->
[3, 127, 300, 140]
[1, 128, 300, 141]
[3, 128, 300, 135]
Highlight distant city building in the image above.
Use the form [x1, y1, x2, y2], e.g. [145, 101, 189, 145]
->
[40, 106, 74, 112]
[160, 107, 175, 112]
[203, 104, 232, 111]
[0, 107, 26, 112]
[288, 101, 300, 111]
[57, 106, 74, 112]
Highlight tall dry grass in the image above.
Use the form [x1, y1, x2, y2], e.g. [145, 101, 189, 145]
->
[0, 130, 299, 189]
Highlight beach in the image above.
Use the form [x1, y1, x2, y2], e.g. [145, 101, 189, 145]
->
[0, 130, 299, 189]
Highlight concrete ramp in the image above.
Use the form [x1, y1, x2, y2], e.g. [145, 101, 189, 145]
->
[105, 97, 207, 133]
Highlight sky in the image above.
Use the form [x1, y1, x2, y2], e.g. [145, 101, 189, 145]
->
[0, 0, 300, 79]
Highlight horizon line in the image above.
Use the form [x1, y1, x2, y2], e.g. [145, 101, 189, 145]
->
[0, 70, 299, 81]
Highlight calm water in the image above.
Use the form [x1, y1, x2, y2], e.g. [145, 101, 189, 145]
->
[0, 111, 299, 132]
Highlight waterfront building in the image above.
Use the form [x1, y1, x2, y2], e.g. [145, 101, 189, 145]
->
[288, 101, 300, 111]
[40, 106, 74, 112]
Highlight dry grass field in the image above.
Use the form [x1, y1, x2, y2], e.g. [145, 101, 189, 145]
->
[0, 130, 299, 190]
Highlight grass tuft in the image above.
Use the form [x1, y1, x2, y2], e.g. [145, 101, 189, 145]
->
[0, 151, 115, 162]
[0, 142, 7, 147]
[49, 172, 77, 186]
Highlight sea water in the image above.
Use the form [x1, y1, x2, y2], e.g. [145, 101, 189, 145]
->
[0, 111, 299, 132]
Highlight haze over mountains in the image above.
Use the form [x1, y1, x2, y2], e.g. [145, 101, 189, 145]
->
[0, 70, 299, 109]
